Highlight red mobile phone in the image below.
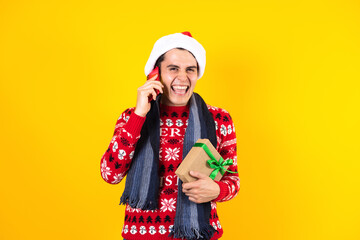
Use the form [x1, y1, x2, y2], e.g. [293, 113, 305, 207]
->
[147, 66, 160, 102]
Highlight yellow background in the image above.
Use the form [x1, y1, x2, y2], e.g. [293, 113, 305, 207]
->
[1, 0, 359, 239]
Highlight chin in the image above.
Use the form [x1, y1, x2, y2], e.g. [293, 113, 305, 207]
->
[169, 99, 188, 106]
[168, 95, 191, 106]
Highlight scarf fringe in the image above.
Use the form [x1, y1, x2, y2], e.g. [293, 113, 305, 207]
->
[120, 195, 158, 210]
[169, 223, 216, 240]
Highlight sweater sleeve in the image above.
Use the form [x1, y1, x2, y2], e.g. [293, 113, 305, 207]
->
[100, 108, 146, 184]
[210, 107, 240, 202]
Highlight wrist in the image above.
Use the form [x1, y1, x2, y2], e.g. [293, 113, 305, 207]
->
[124, 112, 146, 136]
[212, 180, 229, 202]
[213, 181, 220, 199]
[134, 107, 147, 117]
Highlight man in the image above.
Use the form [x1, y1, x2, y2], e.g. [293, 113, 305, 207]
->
[100, 32, 240, 240]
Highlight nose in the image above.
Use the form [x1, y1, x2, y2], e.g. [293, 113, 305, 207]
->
[177, 69, 188, 81]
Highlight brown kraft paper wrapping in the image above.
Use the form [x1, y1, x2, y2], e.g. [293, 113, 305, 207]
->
[175, 138, 229, 183]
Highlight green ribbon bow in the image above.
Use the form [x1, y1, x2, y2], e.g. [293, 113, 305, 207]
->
[193, 142, 238, 180]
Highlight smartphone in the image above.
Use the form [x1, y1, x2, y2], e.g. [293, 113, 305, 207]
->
[147, 66, 160, 102]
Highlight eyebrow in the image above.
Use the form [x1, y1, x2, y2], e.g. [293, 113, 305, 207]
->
[166, 64, 179, 68]
[166, 65, 197, 69]
[186, 66, 197, 69]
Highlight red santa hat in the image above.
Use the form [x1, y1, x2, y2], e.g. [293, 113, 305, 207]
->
[144, 32, 206, 79]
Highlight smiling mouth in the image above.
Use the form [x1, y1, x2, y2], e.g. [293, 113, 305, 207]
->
[171, 85, 190, 95]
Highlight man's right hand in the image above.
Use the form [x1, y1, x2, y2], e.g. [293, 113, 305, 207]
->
[134, 74, 164, 117]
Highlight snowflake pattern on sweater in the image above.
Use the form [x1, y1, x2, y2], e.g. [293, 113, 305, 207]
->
[100, 104, 239, 240]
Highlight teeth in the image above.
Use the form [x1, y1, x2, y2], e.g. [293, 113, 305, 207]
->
[172, 86, 188, 90]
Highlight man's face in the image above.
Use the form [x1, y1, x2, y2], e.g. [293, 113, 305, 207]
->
[159, 48, 198, 106]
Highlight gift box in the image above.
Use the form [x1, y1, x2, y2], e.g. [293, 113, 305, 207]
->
[175, 138, 231, 183]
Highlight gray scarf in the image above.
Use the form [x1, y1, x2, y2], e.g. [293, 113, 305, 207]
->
[120, 93, 217, 239]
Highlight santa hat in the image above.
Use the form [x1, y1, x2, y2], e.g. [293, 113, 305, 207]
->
[144, 32, 206, 79]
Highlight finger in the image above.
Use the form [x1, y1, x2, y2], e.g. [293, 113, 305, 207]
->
[188, 196, 201, 204]
[151, 84, 164, 94]
[142, 80, 163, 89]
[138, 88, 152, 98]
[151, 78, 164, 87]
[139, 84, 161, 96]
[148, 73, 159, 81]
[183, 187, 198, 195]
[189, 171, 209, 179]
[182, 182, 196, 190]
[149, 89, 157, 101]
[184, 189, 199, 196]
[143, 81, 164, 91]
[185, 192, 196, 198]
[143, 77, 163, 86]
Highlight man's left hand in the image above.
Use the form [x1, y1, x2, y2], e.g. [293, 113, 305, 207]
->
[182, 171, 220, 203]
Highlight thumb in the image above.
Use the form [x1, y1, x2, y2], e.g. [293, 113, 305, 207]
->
[189, 171, 208, 179]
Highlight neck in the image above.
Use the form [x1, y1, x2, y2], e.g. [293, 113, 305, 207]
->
[159, 95, 190, 107]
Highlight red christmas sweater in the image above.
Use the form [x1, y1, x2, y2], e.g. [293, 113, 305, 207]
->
[100, 103, 240, 240]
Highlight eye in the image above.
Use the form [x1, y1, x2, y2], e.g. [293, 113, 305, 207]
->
[169, 68, 177, 71]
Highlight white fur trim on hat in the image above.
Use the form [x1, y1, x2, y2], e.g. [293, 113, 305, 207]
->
[144, 33, 206, 79]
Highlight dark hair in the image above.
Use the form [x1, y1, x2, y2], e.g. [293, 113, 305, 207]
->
[154, 48, 199, 75]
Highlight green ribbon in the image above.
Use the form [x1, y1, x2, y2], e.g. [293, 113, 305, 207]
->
[193, 142, 238, 180]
